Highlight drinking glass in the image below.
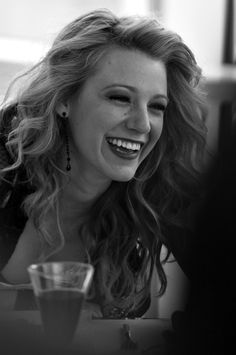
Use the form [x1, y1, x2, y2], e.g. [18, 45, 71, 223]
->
[28, 261, 94, 348]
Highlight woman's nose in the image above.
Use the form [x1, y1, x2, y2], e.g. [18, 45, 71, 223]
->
[125, 106, 151, 134]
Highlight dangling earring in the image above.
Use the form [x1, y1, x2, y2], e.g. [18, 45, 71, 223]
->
[62, 111, 71, 171]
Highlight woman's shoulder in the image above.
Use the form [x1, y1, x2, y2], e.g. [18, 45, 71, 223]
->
[0, 167, 29, 230]
[1, 219, 42, 283]
[0, 225, 22, 271]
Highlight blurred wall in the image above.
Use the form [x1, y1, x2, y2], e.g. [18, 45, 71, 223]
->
[0, 0, 227, 92]
[159, 0, 226, 71]
[0, 0, 150, 43]
[0, 0, 122, 42]
[0, 0, 150, 99]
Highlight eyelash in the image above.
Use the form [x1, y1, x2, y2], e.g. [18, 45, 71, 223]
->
[108, 94, 130, 103]
[149, 103, 166, 112]
[108, 94, 166, 113]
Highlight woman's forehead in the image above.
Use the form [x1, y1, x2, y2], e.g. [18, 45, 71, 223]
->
[86, 47, 168, 96]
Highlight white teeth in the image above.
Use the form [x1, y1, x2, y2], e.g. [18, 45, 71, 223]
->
[107, 138, 141, 151]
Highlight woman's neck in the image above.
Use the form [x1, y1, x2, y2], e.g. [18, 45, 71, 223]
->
[60, 170, 111, 220]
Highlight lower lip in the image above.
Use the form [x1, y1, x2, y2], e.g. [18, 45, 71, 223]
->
[107, 142, 140, 160]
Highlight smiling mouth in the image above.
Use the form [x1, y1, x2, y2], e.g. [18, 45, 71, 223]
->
[106, 137, 144, 159]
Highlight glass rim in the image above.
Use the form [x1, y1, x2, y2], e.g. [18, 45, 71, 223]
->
[27, 261, 94, 293]
[27, 261, 94, 274]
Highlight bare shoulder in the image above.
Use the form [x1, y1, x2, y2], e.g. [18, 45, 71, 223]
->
[1, 219, 42, 284]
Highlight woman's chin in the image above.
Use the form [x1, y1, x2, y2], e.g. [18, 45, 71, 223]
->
[111, 170, 136, 182]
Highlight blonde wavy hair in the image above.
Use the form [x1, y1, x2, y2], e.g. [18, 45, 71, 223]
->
[0, 9, 207, 315]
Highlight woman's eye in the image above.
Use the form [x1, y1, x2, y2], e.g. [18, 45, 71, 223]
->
[108, 95, 130, 103]
[149, 103, 166, 113]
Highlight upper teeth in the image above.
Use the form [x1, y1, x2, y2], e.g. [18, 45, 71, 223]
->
[107, 138, 141, 151]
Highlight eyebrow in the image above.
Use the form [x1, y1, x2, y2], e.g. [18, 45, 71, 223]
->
[103, 84, 169, 102]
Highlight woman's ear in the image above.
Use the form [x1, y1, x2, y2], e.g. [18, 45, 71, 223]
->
[55, 102, 69, 117]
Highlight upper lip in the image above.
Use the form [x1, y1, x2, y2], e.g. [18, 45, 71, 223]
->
[106, 137, 146, 146]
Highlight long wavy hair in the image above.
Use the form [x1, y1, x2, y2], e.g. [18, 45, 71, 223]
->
[0, 9, 207, 314]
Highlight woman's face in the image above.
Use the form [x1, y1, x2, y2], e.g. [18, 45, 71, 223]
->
[67, 47, 168, 183]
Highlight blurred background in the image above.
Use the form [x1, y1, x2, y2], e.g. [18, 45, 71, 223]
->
[0, 0, 235, 318]
[0, 0, 233, 90]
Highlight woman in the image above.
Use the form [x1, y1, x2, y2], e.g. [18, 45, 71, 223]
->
[0, 9, 207, 318]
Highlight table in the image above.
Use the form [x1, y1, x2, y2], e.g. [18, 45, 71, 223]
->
[0, 310, 171, 355]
